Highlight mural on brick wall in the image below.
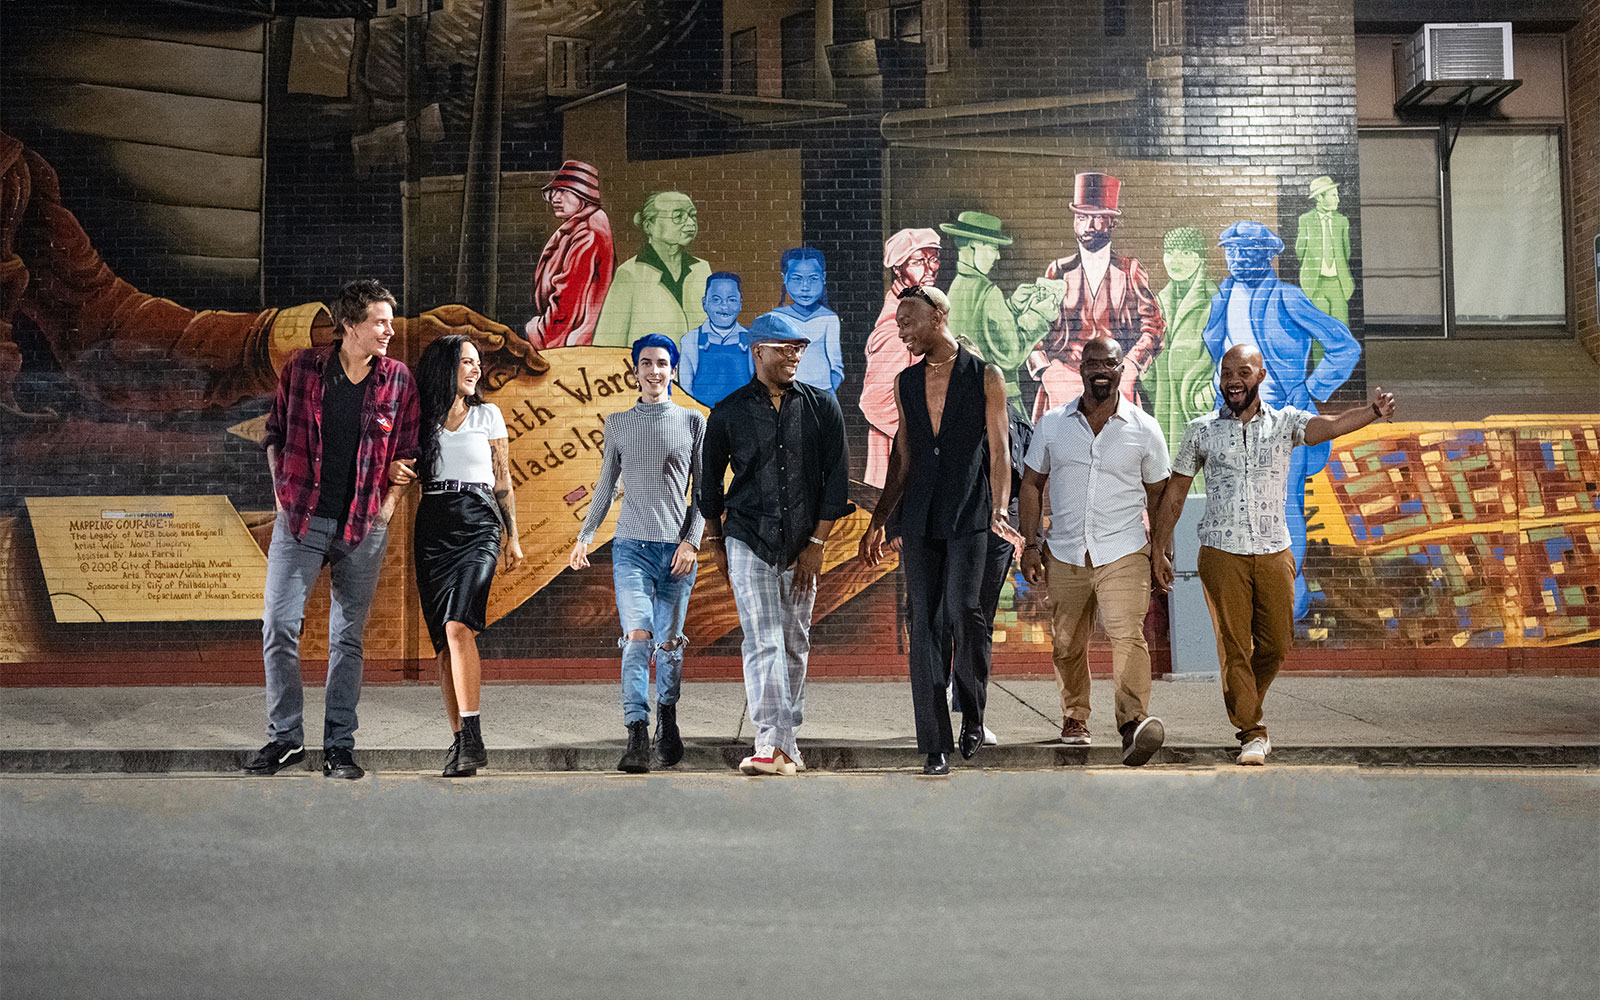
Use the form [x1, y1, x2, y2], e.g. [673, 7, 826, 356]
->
[2, 0, 1593, 682]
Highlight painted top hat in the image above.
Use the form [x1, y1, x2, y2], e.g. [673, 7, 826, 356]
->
[1308, 175, 1339, 200]
[1070, 172, 1122, 217]
[543, 160, 603, 204]
[939, 211, 1014, 246]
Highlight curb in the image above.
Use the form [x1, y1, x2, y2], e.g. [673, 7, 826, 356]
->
[3, 742, 1597, 774]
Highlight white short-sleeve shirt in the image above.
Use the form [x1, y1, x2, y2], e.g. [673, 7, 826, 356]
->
[430, 402, 507, 488]
[1024, 395, 1170, 567]
[1171, 402, 1313, 555]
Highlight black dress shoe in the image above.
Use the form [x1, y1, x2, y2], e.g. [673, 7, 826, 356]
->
[922, 753, 949, 775]
[959, 719, 983, 760]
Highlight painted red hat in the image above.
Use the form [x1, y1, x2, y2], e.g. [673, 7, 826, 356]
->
[1070, 172, 1122, 217]
[543, 160, 602, 204]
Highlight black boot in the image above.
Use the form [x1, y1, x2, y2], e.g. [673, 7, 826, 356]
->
[442, 730, 477, 777]
[460, 714, 488, 770]
[618, 720, 651, 773]
[655, 703, 683, 767]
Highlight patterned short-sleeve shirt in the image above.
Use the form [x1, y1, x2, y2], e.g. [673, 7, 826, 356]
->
[1171, 402, 1313, 555]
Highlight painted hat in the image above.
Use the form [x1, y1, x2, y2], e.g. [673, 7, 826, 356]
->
[1217, 221, 1285, 254]
[1069, 172, 1122, 216]
[1308, 175, 1339, 199]
[939, 210, 1013, 246]
[883, 227, 941, 268]
[543, 160, 602, 203]
[746, 312, 809, 346]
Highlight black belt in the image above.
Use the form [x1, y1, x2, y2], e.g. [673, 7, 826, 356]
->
[423, 480, 495, 502]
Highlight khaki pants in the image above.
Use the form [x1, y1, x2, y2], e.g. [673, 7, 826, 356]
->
[1046, 546, 1153, 729]
[1197, 546, 1295, 743]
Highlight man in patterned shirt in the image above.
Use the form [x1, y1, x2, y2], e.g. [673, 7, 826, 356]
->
[245, 279, 421, 780]
[1151, 344, 1395, 766]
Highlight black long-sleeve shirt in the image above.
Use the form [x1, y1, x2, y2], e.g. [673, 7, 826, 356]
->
[701, 379, 854, 568]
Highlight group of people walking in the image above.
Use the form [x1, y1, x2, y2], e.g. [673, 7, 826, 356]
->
[243, 276, 1395, 781]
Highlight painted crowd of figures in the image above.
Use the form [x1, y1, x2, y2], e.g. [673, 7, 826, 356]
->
[520, 163, 1361, 620]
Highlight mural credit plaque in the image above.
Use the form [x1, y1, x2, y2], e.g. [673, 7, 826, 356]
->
[26, 496, 269, 623]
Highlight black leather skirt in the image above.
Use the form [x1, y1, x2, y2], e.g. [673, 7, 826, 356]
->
[414, 490, 502, 653]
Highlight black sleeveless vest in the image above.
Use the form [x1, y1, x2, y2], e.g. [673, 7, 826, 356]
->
[897, 347, 991, 539]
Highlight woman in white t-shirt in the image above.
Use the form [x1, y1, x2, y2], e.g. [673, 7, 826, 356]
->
[393, 334, 524, 777]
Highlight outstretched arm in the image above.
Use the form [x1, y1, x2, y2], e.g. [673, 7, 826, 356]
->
[1303, 387, 1396, 446]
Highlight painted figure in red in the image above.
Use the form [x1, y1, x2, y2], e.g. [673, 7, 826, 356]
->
[523, 160, 615, 349]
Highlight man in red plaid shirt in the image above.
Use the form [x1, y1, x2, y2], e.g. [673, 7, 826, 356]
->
[244, 279, 420, 780]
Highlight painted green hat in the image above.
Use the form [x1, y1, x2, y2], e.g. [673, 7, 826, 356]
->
[939, 211, 1013, 246]
[1308, 175, 1339, 199]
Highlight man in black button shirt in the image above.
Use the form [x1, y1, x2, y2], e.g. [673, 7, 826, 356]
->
[862, 286, 1020, 775]
[701, 314, 852, 776]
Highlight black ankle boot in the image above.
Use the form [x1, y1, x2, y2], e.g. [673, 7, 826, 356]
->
[618, 719, 651, 773]
[460, 714, 488, 770]
[442, 730, 477, 777]
[655, 703, 683, 767]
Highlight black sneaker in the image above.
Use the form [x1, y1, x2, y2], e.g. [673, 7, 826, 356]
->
[322, 746, 365, 780]
[655, 704, 683, 767]
[1120, 716, 1165, 767]
[618, 720, 651, 773]
[242, 741, 305, 775]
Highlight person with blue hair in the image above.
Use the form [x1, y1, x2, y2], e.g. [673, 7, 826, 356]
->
[1201, 220, 1363, 620]
[756, 247, 844, 393]
[569, 333, 707, 773]
[678, 272, 751, 406]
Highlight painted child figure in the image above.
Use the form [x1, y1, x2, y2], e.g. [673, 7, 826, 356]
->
[758, 247, 844, 393]
[677, 271, 752, 407]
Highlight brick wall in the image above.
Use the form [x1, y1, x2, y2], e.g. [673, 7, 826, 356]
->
[0, 0, 1593, 686]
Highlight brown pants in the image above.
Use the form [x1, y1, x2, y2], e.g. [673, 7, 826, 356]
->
[1046, 547, 1153, 730]
[1197, 546, 1295, 743]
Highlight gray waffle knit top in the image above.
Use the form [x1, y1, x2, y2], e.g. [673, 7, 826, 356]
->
[578, 399, 706, 546]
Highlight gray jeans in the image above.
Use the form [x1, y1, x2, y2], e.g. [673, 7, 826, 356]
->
[261, 512, 390, 749]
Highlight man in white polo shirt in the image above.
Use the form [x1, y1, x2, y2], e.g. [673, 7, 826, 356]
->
[1018, 335, 1171, 767]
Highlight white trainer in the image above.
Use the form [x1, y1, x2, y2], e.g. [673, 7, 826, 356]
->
[1237, 736, 1272, 766]
[739, 746, 796, 776]
[982, 726, 998, 746]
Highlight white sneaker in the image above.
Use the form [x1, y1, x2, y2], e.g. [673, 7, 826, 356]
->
[1237, 736, 1271, 766]
[982, 726, 998, 746]
[790, 747, 806, 772]
[739, 746, 796, 776]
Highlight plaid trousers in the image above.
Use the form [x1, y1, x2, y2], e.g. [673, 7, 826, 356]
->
[727, 537, 816, 760]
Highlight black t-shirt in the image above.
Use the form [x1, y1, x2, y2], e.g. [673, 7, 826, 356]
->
[311, 361, 371, 526]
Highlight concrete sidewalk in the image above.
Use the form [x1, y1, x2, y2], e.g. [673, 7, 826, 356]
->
[2, 675, 1596, 773]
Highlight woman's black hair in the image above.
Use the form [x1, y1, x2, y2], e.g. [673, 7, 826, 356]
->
[415, 334, 483, 482]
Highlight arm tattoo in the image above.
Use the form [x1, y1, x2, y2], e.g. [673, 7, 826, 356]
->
[489, 438, 518, 539]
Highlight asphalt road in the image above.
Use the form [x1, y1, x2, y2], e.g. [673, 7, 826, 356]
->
[3, 767, 1596, 999]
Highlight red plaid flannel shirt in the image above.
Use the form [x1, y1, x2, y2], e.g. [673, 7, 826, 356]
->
[262, 343, 420, 545]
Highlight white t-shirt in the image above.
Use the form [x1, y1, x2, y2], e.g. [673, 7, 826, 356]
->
[431, 403, 507, 488]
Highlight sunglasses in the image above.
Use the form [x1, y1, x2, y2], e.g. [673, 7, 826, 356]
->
[754, 342, 807, 357]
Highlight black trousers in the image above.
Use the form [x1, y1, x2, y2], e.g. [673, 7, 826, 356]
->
[901, 530, 993, 754]
[949, 530, 1016, 717]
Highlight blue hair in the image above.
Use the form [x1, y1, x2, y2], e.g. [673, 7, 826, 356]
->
[777, 246, 829, 308]
[631, 333, 680, 368]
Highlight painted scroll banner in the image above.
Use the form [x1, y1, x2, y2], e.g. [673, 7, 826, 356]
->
[25, 495, 268, 622]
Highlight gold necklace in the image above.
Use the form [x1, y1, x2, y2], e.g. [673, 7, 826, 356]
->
[924, 349, 958, 370]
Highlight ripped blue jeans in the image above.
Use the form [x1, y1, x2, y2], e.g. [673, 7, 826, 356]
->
[611, 537, 697, 724]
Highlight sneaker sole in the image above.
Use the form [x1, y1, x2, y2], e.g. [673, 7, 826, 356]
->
[1059, 737, 1091, 746]
[242, 751, 305, 775]
[1236, 755, 1266, 766]
[1122, 718, 1165, 767]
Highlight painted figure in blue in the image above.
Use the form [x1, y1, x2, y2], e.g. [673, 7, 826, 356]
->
[678, 271, 752, 406]
[757, 247, 844, 393]
[1203, 221, 1362, 620]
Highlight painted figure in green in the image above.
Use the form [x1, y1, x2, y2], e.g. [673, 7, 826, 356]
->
[938, 211, 1045, 417]
[1140, 227, 1218, 489]
[1294, 175, 1353, 324]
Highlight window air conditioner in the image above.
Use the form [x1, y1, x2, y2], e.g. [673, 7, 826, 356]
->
[1399, 22, 1513, 90]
